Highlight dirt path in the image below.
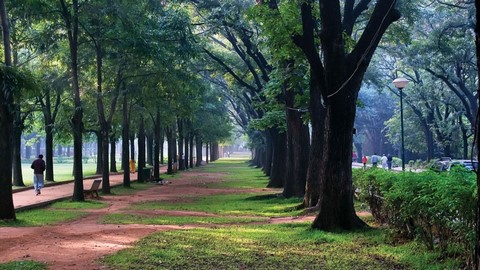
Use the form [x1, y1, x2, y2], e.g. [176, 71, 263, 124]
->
[0, 170, 314, 270]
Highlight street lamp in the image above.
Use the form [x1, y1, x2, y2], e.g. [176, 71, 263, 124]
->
[393, 77, 409, 171]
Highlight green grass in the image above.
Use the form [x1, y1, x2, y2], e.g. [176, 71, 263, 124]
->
[102, 223, 460, 270]
[197, 159, 270, 189]
[101, 213, 267, 225]
[16, 162, 104, 188]
[129, 193, 303, 217]
[50, 200, 108, 209]
[0, 208, 87, 227]
[0, 260, 46, 270]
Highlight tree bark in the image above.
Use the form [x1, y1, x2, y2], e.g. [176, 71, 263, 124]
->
[122, 95, 130, 187]
[138, 115, 146, 182]
[110, 135, 117, 172]
[196, 136, 202, 167]
[12, 107, 24, 187]
[267, 128, 286, 188]
[283, 81, 310, 198]
[153, 108, 161, 180]
[60, 0, 84, 201]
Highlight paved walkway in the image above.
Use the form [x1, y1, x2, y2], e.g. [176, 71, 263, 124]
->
[13, 166, 168, 212]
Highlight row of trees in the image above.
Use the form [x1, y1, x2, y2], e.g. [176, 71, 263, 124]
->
[1, 0, 479, 247]
[0, 0, 232, 220]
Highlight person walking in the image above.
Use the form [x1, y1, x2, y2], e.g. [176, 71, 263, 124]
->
[31, 154, 46, 195]
[371, 153, 379, 167]
[381, 154, 388, 169]
[387, 154, 393, 170]
[362, 155, 368, 170]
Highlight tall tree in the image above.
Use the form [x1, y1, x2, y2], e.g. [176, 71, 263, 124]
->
[59, 0, 84, 201]
[292, 0, 401, 230]
[0, 0, 15, 220]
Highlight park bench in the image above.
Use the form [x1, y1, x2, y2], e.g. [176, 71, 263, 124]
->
[83, 179, 102, 198]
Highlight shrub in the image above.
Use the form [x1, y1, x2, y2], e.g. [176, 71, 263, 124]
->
[353, 168, 476, 265]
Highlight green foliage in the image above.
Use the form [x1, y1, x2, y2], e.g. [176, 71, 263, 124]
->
[0, 260, 45, 270]
[353, 168, 476, 264]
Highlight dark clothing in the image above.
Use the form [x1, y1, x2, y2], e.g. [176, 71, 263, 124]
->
[31, 159, 46, 174]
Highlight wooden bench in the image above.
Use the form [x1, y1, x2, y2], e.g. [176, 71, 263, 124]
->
[84, 179, 102, 198]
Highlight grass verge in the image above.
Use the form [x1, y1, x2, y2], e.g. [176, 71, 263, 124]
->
[128, 193, 303, 217]
[0, 208, 88, 227]
[101, 213, 267, 225]
[102, 223, 460, 270]
[0, 260, 46, 270]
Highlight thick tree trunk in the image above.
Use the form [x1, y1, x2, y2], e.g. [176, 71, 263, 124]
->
[177, 119, 185, 170]
[196, 136, 202, 167]
[122, 96, 130, 187]
[45, 124, 54, 182]
[138, 116, 146, 182]
[147, 133, 153, 166]
[130, 134, 135, 161]
[283, 83, 310, 198]
[189, 134, 194, 168]
[474, 1, 480, 267]
[110, 136, 117, 172]
[12, 109, 24, 187]
[153, 109, 161, 180]
[100, 124, 110, 194]
[184, 130, 189, 169]
[304, 76, 326, 207]
[167, 127, 174, 174]
[95, 131, 102, 174]
[263, 131, 272, 176]
[312, 93, 366, 230]
[267, 128, 286, 188]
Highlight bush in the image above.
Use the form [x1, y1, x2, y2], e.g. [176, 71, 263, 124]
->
[353, 168, 476, 265]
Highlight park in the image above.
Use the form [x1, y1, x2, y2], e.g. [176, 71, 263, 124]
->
[0, 0, 480, 269]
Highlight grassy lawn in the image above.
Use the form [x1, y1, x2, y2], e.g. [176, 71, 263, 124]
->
[0, 260, 45, 270]
[17, 161, 104, 187]
[0, 200, 107, 227]
[102, 223, 460, 270]
[127, 193, 302, 217]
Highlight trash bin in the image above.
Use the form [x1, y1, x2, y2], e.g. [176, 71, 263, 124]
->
[139, 167, 152, 182]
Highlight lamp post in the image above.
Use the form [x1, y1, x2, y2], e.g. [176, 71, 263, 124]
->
[393, 77, 409, 171]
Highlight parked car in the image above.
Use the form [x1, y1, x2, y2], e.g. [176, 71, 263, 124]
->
[449, 160, 478, 171]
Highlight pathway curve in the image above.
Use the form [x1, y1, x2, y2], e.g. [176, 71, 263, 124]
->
[2, 167, 313, 270]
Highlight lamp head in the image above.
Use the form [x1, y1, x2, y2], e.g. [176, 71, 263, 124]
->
[393, 77, 409, 89]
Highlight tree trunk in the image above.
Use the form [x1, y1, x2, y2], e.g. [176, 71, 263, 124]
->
[122, 95, 130, 187]
[45, 122, 55, 182]
[196, 136, 202, 167]
[147, 132, 153, 166]
[12, 107, 24, 187]
[474, 1, 480, 267]
[304, 76, 326, 207]
[267, 128, 286, 188]
[153, 109, 161, 180]
[110, 136, 117, 172]
[138, 115, 146, 182]
[130, 134, 135, 160]
[283, 80, 310, 198]
[167, 127, 174, 174]
[95, 131, 102, 174]
[263, 131, 272, 176]
[189, 134, 194, 168]
[312, 91, 366, 230]
[184, 129, 189, 169]
[177, 119, 185, 170]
